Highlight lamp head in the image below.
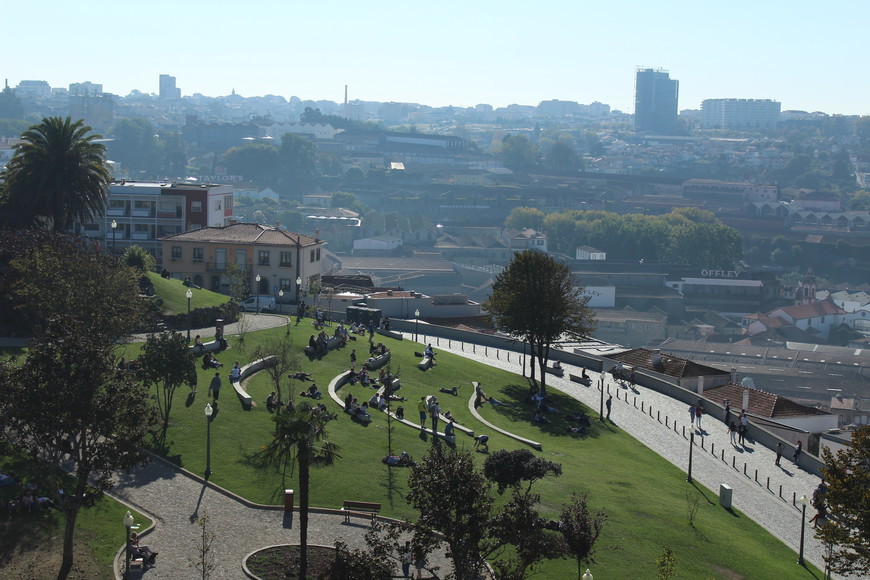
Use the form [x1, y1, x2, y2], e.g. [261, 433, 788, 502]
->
[111, 220, 117, 229]
[124, 510, 134, 527]
[279, 289, 284, 297]
[582, 569, 593, 580]
[256, 274, 261, 282]
[296, 276, 302, 285]
[799, 494, 809, 507]
[186, 289, 192, 299]
[415, 309, 420, 317]
[205, 403, 213, 418]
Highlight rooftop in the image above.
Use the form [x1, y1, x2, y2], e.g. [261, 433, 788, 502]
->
[607, 347, 729, 378]
[702, 383, 829, 419]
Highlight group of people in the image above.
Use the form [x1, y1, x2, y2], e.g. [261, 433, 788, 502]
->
[202, 352, 223, 369]
[688, 401, 705, 430]
[6, 479, 59, 516]
[308, 331, 332, 357]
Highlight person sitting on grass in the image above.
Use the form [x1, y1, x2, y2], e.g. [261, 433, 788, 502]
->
[203, 352, 223, 369]
[395, 405, 405, 420]
[266, 392, 284, 413]
[300, 383, 321, 399]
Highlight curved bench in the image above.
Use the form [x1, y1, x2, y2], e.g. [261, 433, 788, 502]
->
[233, 356, 277, 408]
[365, 352, 391, 370]
[327, 372, 462, 442]
[467, 382, 542, 451]
[189, 340, 222, 356]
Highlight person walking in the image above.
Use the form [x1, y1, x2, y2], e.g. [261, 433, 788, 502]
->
[688, 404, 696, 427]
[727, 421, 737, 445]
[399, 541, 413, 578]
[695, 403, 704, 430]
[209, 372, 222, 401]
[429, 397, 441, 432]
[605, 395, 612, 420]
[723, 401, 731, 424]
[793, 440, 802, 463]
[739, 413, 750, 444]
[775, 442, 783, 466]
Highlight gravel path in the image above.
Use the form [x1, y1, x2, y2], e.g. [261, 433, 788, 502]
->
[410, 332, 834, 577]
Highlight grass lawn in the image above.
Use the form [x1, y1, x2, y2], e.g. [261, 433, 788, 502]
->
[125, 321, 824, 579]
[146, 272, 230, 314]
[0, 451, 152, 578]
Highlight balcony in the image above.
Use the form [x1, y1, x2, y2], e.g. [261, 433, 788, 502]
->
[131, 232, 152, 241]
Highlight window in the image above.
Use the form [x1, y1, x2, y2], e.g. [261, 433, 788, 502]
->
[171, 246, 182, 259]
[215, 200, 222, 211]
[191, 201, 202, 213]
[258, 250, 270, 266]
[215, 248, 226, 271]
[279, 278, 292, 291]
[193, 247, 204, 262]
[316, 248, 321, 261]
[134, 200, 154, 210]
[280, 252, 293, 267]
[235, 249, 247, 268]
[109, 199, 126, 210]
[310, 249, 315, 263]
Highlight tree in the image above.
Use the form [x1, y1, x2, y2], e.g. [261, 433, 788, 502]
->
[258, 403, 340, 578]
[278, 133, 319, 195]
[220, 142, 280, 183]
[816, 425, 870, 576]
[488, 490, 562, 580]
[559, 493, 607, 580]
[188, 512, 217, 580]
[546, 140, 581, 172]
[0, 86, 25, 119]
[483, 449, 562, 495]
[107, 118, 160, 174]
[2, 117, 111, 232]
[656, 546, 678, 580]
[500, 134, 539, 173]
[139, 331, 197, 442]
[0, 320, 156, 580]
[252, 334, 301, 405]
[122, 244, 156, 272]
[407, 445, 493, 579]
[484, 250, 596, 393]
[504, 207, 545, 232]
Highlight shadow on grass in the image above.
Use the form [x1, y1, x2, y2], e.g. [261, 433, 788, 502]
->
[689, 481, 716, 506]
[0, 456, 63, 564]
[489, 383, 604, 440]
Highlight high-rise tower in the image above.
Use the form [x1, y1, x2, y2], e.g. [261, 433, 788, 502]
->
[634, 68, 679, 134]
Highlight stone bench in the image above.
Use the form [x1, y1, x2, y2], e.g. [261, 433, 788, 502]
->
[304, 335, 342, 357]
[467, 382, 543, 451]
[365, 351, 391, 370]
[376, 329, 403, 340]
[189, 340, 221, 356]
[233, 356, 277, 409]
[418, 356, 433, 370]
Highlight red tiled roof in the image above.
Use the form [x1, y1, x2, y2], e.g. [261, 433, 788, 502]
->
[161, 223, 318, 246]
[770, 301, 845, 320]
[703, 383, 829, 419]
[607, 348, 728, 379]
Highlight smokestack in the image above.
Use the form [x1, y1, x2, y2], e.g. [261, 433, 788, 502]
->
[730, 367, 737, 384]
[314, 228, 320, 242]
[274, 221, 280, 230]
[344, 85, 348, 105]
[697, 375, 704, 396]
[742, 389, 750, 412]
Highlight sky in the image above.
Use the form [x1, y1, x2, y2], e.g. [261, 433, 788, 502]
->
[5, 0, 870, 115]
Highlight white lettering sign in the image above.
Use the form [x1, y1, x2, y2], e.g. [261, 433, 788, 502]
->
[700, 269, 740, 278]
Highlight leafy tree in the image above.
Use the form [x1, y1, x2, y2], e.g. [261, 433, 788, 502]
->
[0, 87, 25, 119]
[485, 250, 596, 393]
[487, 490, 562, 580]
[407, 445, 493, 579]
[139, 331, 197, 441]
[483, 449, 562, 495]
[500, 134, 539, 173]
[107, 118, 160, 174]
[504, 207, 545, 232]
[0, 118, 29, 138]
[329, 540, 394, 579]
[584, 131, 605, 156]
[0, 321, 156, 580]
[656, 546, 678, 580]
[258, 402, 340, 578]
[278, 133, 319, 195]
[559, 493, 607, 580]
[220, 142, 280, 183]
[816, 425, 870, 576]
[2, 117, 111, 232]
[122, 244, 156, 272]
[252, 334, 301, 405]
[546, 140, 582, 172]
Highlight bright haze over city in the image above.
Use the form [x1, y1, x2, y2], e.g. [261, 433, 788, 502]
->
[4, 0, 870, 114]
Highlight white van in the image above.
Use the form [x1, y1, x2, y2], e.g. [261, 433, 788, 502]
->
[239, 295, 276, 313]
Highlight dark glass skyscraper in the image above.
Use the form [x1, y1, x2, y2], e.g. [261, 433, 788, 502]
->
[634, 68, 679, 134]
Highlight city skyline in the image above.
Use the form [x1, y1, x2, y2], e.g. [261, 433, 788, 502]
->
[4, 0, 870, 116]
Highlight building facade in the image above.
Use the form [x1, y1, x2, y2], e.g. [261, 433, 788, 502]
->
[701, 99, 781, 129]
[634, 68, 679, 134]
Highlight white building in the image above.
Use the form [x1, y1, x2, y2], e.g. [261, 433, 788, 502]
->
[576, 246, 606, 261]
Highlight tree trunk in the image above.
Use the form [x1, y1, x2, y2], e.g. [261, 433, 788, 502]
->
[298, 447, 309, 578]
[57, 502, 79, 580]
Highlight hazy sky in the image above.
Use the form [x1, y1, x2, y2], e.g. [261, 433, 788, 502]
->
[5, 0, 869, 115]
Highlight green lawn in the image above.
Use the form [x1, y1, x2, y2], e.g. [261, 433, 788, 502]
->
[146, 272, 230, 314]
[125, 323, 824, 579]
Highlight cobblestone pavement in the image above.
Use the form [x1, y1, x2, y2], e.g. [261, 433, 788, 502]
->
[411, 332, 834, 577]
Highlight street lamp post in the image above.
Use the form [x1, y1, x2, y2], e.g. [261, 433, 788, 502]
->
[279, 290, 289, 334]
[204, 403, 213, 477]
[687, 432, 695, 483]
[414, 309, 420, 342]
[255, 274, 261, 313]
[798, 494, 808, 565]
[186, 289, 193, 343]
[296, 276, 303, 303]
[111, 220, 117, 256]
[123, 510, 133, 578]
[599, 376, 605, 421]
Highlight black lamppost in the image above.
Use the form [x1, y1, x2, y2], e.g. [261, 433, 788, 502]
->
[687, 432, 695, 483]
[279, 290, 289, 334]
[599, 376, 605, 421]
[123, 510, 133, 578]
[522, 340, 527, 377]
[798, 494, 808, 565]
[111, 219, 117, 256]
[296, 276, 303, 303]
[186, 288, 192, 343]
[204, 403, 213, 477]
[414, 309, 420, 342]
[255, 274, 261, 313]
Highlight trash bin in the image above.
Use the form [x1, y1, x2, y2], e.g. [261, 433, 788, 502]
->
[284, 489, 294, 513]
[719, 483, 732, 509]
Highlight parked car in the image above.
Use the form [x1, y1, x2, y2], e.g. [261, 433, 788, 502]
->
[238, 296, 276, 313]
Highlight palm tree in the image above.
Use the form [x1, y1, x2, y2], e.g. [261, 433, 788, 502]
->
[2, 116, 110, 232]
[259, 403, 340, 577]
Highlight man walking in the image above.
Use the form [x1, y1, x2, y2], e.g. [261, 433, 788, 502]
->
[605, 395, 612, 421]
[793, 440, 802, 463]
[775, 442, 783, 466]
[688, 404, 696, 427]
[417, 396, 427, 429]
[209, 372, 222, 401]
[695, 403, 704, 430]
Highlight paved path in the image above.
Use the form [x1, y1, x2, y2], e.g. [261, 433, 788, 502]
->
[412, 333, 834, 577]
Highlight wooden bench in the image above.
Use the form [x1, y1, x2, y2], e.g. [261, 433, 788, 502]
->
[341, 500, 381, 525]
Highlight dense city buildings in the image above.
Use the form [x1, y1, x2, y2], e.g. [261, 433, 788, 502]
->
[701, 98, 781, 129]
[634, 68, 679, 134]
